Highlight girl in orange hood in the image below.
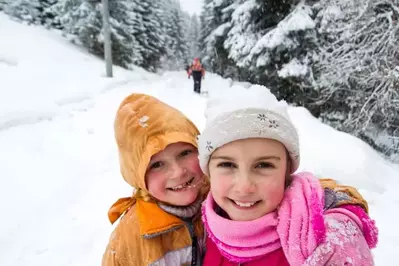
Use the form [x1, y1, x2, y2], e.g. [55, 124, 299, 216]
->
[102, 93, 209, 266]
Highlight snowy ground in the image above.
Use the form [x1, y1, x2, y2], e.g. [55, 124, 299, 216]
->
[1, 13, 398, 266]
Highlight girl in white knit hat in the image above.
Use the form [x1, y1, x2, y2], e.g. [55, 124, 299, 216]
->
[198, 85, 378, 266]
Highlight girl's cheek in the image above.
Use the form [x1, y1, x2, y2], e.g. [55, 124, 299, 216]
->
[210, 176, 232, 197]
[262, 180, 285, 199]
[186, 156, 203, 174]
[211, 173, 232, 186]
[189, 156, 201, 171]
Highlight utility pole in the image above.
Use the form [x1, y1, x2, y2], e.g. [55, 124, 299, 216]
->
[102, 0, 113, 77]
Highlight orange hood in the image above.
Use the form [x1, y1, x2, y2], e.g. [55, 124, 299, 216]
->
[109, 93, 202, 223]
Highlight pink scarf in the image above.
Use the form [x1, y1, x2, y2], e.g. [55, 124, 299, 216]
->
[202, 172, 326, 265]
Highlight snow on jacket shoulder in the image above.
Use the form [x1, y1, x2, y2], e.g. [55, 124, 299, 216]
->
[304, 207, 375, 266]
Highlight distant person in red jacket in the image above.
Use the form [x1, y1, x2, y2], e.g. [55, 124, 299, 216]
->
[188, 57, 205, 94]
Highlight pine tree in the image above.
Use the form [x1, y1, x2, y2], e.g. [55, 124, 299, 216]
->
[132, 0, 165, 71]
[222, 1, 318, 105]
[50, 1, 101, 53]
[124, 0, 148, 66]
[0, 0, 7, 11]
[199, 0, 214, 59]
[50, 0, 85, 36]
[187, 14, 201, 60]
[50, 0, 164, 70]
[224, 0, 259, 68]
[159, 0, 175, 69]
[76, 1, 102, 55]
[313, 0, 399, 158]
[108, 0, 143, 67]
[200, 0, 237, 76]
[200, 0, 215, 69]
[170, 2, 190, 69]
[4, 0, 41, 24]
[146, 0, 166, 69]
[160, 0, 190, 70]
[38, 0, 60, 28]
[49, 0, 102, 56]
[181, 12, 193, 64]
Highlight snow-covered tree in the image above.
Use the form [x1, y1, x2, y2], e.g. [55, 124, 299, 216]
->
[200, 0, 217, 69]
[159, 0, 174, 69]
[49, 0, 144, 68]
[76, 1, 102, 55]
[47, 0, 104, 60]
[200, 0, 237, 77]
[108, 0, 143, 67]
[49, 0, 92, 37]
[222, 0, 317, 104]
[199, 0, 214, 56]
[1, 0, 59, 27]
[160, 0, 190, 70]
[4, 0, 41, 24]
[38, 0, 60, 28]
[131, 0, 165, 71]
[187, 14, 202, 60]
[0, 0, 8, 11]
[43, 0, 168, 70]
[171, 3, 190, 68]
[314, 0, 399, 158]
[224, 0, 259, 68]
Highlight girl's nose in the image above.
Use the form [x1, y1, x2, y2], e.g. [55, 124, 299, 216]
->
[169, 162, 187, 179]
[234, 174, 256, 195]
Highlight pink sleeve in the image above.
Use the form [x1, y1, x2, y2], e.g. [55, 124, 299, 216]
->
[304, 210, 375, 266]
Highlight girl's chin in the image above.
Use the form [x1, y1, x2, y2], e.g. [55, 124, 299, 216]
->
[166, 190, 200, 206]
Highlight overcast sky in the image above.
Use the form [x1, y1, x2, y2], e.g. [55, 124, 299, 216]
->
[179, 0, 203, 15]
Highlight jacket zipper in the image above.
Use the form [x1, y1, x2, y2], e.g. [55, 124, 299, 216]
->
[185, 220, 198, 266]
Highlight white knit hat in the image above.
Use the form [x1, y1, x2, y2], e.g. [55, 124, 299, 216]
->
[198, 85, 300, 174]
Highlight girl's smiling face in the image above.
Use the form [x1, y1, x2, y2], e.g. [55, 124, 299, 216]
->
[145, 142, 204, 206]
[208, 138, 287, 221]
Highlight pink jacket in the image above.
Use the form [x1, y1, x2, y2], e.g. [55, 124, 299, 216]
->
[202, 172, 378, 266]
[204, 238, 289, 266]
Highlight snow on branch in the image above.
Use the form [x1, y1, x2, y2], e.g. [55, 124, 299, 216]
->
[278, 58, 308, 78]
[247, 4, 315, 68]
[315, 0, 399, 143]
[223, 0, 259, 67]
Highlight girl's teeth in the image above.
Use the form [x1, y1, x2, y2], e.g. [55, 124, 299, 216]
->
[171, 178, 193, 191]
[172, 185, 184, 190]
[234, 201, 256, 207]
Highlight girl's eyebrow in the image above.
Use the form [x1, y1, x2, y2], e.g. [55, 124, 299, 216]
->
[210, 155, 281, 161]
[256, 156, 281, 161]
[210, 155, 234, 161]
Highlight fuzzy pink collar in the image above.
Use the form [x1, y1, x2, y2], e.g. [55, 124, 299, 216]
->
[202, 172, 326, 265]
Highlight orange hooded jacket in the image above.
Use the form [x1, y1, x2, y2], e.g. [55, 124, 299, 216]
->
[102, 93, 209, 266]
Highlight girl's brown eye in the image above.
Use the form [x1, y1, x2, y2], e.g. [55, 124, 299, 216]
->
[179, 149, 193, 157]
[255, 162, 274, 169]
[217, 162, 236, 168]
[150, 161, 163, 169]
